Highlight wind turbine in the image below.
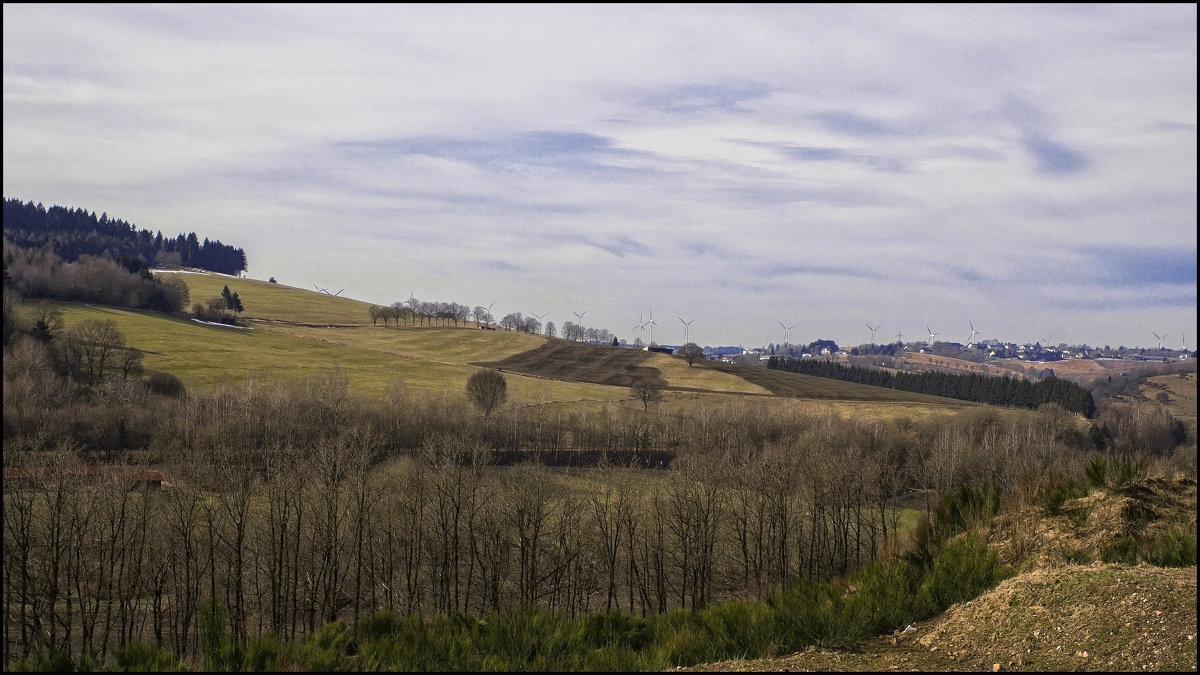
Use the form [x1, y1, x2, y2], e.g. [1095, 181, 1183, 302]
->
[966, 321, 978, 347]
[926, 326, 939, 345]
[1152, 331, 1169, 350]
[679, 317, 695, 344]
[572, 308, 587, 323]
[532, 311, 548, 326]
[646, 309, 658, 345]
[632, 316, 648, 344]
[1040, 335, 1052, 347]
[779, 322, 797, 346]
[332, 288, 345, 297]
[866, 323, 881, 346]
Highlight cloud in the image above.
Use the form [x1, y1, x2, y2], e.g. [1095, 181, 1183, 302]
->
[811, 110, 896, 137]
[639, 81, 773, 114]
[1000, 95, 1089, 175]
[1080, 246, 1197, 287]
[2, 4, 1194, 350]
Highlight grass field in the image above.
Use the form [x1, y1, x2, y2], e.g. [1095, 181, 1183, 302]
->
[1140, 371, 1197, 427]
[33, 272, 979, 417]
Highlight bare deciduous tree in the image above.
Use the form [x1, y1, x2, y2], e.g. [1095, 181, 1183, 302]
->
[676, 342, 705, 367]
[465, 369, 507, 419]
[630, 378, 663, 411]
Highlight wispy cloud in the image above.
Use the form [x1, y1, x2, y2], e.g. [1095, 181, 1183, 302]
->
[2, 3, 1194, 349]
[1000, 95, 1088, 175]
[639, 81, 773, 114]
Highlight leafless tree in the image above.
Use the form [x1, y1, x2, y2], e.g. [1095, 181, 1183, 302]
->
[630, 378, 663, 411]
[676, 342, 705, 367]
[465, 369, 507, 419]
[59, 318, 126, 385]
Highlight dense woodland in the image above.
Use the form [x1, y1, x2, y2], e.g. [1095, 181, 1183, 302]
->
[2, 198, 247, 277]
[768, 355, 1097, 417]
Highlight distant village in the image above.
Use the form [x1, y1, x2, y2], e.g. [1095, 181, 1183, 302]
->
[645, 339, 1195, 367]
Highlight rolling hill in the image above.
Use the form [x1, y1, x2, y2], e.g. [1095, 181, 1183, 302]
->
[37, 270, 975, 415]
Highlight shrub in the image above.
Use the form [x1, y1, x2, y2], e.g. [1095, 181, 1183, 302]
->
[1041, 477, 1085, 516]
[146, 371, 187, 399]
[1110, 453, 1149, 489]
[291, 620, 351, 672]
[920, 533, 1009, 611]
[5, 649, 91, 672]
[1142, 527, 1197, 567]
[241, 634, 285, 672]
[579, 610, 652, 651]
[354, 609, 401, 643]
[697, 600, 779, 659]
[1083, 455, 1108, 491]
[849, 557, 929, 636]
[112, 641, 187, 671]
[907, 482, 999, 566]
[1100, 534, 1140, 565]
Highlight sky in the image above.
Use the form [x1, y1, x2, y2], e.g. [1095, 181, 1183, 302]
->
[3, 4, 1196, 351]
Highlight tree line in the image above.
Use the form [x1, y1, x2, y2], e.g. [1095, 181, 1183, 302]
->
[368, 300, 620, 344]
[3, 238, 192, 315]
[767, 355, 1096, 417]
[3, 198, 247, 276]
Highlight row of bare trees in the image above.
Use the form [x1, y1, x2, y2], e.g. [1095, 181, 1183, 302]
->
[368, 299, 474, 327]
[2, 428, 905, 664]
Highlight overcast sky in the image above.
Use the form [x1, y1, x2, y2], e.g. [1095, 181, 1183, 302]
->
[4, 4, 1196, 350]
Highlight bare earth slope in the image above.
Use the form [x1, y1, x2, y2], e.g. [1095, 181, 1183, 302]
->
[679, 477, 1198, 672]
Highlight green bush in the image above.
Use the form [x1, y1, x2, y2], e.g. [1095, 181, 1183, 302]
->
[354, 609, 402, 643]
[848, 557, 929, 636]
[697, 600, 779, 659]
[291, 619, 351, 672]
[1084, 455, 1108, 491]
[647, 609, 727, 666]
[767, 579, 834, 652]
[240, 634, 284, 672]
[906, 482, 999, 567]
[1110, 453, 1149, 489]
[1100, 534, 1140, 565]
[1142, 527, 1198, 567]
[579, 610, 652, 651]
[5, 649, 95, 672]
[112, 641, 187, 672]
[198, 600, 241, 672]
[920, 533, 1009, 611]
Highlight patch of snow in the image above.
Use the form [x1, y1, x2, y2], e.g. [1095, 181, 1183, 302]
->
[191, 319, 249, 330]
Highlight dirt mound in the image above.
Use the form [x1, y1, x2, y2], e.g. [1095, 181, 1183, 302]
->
[678, 477, 1198, 672]
[991, 477, 1197, 570]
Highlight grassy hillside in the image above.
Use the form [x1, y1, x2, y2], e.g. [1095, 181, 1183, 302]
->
[31, 272, 977, 416]
[50, 302, 632, 404]
[1139, 371, 1197, 428]
[159, 271, 377, 325]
